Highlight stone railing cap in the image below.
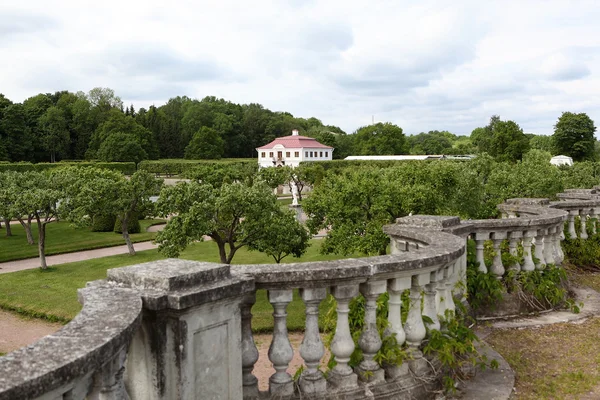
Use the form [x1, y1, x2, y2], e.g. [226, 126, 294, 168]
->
[107, 259, 231, 291]
[504, 198, 550, 205]
[394, 215, 461, 229]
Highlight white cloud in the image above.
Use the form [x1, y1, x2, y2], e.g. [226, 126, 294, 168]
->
[1, 0, 600, 136]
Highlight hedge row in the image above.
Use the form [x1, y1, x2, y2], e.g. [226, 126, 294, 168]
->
[0, 161, 136, 174]
[300, 159, 456, 172]
[138, 159, 256, 176]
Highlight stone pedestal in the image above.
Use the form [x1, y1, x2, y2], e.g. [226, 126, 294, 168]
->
[107, 259, 255, 400]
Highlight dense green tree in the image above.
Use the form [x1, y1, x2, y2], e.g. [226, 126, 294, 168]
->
[552, 112, 596, 161]
[471, 116, 529, 161]
[247, 210, 310, 263]
[61, 168, 161, 255]
[38, 106, 70, 162]
[528, 134, 554, 153]
[87, 87, 123, 113]
[0, 104, 33, 162]
[155, 180, 293, 264]
[96, 132, 148, 163]
[242, 103, 272, 157]
[353, 122, 408, 155]
[184, 127, 224, 159]
[407, 131, 454, 155]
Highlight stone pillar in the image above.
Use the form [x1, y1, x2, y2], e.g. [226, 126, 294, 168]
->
[554, 224, 565, 265]
[543, 227, 556, 266]
[475, 232, 488, 273]
[581, 209, 589, 240]
[112, 259, 253, 400]
[534, 229, 546, 270]
[422, 270, 441, 333]
[241, 293, 259, 399]
[298, 288, 327, 396]
[268, 289, 294, 397]
[568, 210, 579, 239]
[490, 231, 507, 279]
[509, 231, 522, 271]
[591, 208, 598, 235]
[385, 276, 411, 380]
[328, 284, 359, 391]
[522, 230, 536, 272]
[404, 273, 429, 375]
[443, 264, 456, 314]
[357, 281, 387, 384]
[89, 346, 128, 400]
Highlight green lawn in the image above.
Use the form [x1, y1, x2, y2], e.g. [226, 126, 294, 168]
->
[0, 220, 165, 263]
[0, 239, 355, 331]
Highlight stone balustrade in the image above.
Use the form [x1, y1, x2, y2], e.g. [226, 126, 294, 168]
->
[3, 190, 600, 400]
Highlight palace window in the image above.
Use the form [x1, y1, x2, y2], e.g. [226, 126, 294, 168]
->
[286, 152, 290, 158]
[325, 151, 328, 157]
[320, 151, 323, 157]
[295, 151, 299, 157]
[310, 151, 313, 157]
[269, 152, 273, 157]
[261, 152, 265, 158]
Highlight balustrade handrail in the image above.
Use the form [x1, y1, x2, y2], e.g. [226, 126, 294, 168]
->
[0, 284, 142, 400]
[233, 226, 465, 290]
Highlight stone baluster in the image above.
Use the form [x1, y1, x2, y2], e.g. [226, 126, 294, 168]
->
[580, 209, 589, 240]
[521, 230, 536, 272]
[404, 273, 429, 375]
[553, 224, 565, 265]
[490, 231, 506, 278]
[88, 346, 128, 400]
[475, 232, 488, 273]
[299, 288, 327, 395]
[534, 229, 546, 270]
[422, 270, 442, 332]
[328, 284, 359, 391]
[543, 227, 556, 266]
[509, 231, 522, 271]
[267, 289, 294, 397]
[590, 208, 598, 235]
[568, 210, 579, 239]
[443, 264, 456, 314]
[241, 293, 260, 399]
[386, 276, 411, 380]
[357, 281, 387, 384]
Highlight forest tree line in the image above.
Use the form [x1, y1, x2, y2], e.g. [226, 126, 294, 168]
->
[0, 87, 596, 164]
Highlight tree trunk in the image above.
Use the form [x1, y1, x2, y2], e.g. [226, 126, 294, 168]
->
[4, 218, 12, 237]
[217, 242, 228, 264]
[18, 218, 35, 244]
[121, 215, 136, 256]
[38, 220, 47, 269]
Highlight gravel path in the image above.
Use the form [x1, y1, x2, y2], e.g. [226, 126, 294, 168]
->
[0, 310, 62, 355]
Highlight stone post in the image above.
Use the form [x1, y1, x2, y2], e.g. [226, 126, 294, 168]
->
[89, 346, 128, 400]
[591, 208, 598, 235]
[357, 280, 387, 384]
[581, 209, 589, 240]
[568, 210, 579, 239]
[474, 232, 488, 273]
[543, 227, 556, 266]
[268, 289, 294, 397]
[385, 276, 411, 380]
[404, 273, 429, 375]
[509, 231, 522, 271]
[553, 224, 565, 265]
[422, 270, 442, 333]
[522, 230, 536, 272]
[534, 229, 546, 270]
[443, 264, 456, 314]
[328, 284, 359, 391]
[240, 293, 259, 399]
[108, 259, 254, 400]
[490, 231, 507, 279]
[298, 288, 327, 395]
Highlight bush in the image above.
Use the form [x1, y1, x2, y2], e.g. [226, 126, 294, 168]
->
[114, 215, 141, 234]
[91, 214, 117, 232]
[138, 159, 256, 177]
[0, 161, 136, 174]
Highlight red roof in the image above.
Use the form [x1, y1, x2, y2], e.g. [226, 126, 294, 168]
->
[256, 135, 333, 150]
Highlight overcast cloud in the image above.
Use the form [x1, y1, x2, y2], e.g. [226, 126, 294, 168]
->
[2, 0, 600, 135]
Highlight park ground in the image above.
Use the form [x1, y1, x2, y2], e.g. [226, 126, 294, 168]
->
[2, 222, 600, 398]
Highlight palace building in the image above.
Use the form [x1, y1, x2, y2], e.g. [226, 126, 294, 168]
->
[256, 129, 334, 168]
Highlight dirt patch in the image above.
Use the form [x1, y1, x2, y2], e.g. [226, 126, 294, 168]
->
[0, 310, 62, 355]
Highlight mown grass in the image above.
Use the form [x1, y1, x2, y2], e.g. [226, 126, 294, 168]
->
[0, 239, 356, 331]
[0, 220, 164, 263]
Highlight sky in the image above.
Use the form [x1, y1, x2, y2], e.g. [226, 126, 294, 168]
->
[2, 0, 600, 136]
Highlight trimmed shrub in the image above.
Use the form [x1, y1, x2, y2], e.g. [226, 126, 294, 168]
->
[0, 161, 136, 174]
[114, 215, 141, 234]
[91, 214, 117, 232]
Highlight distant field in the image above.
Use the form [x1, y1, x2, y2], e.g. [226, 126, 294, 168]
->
[0, 220, 164, 263]
[0, 239, 357, 331]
